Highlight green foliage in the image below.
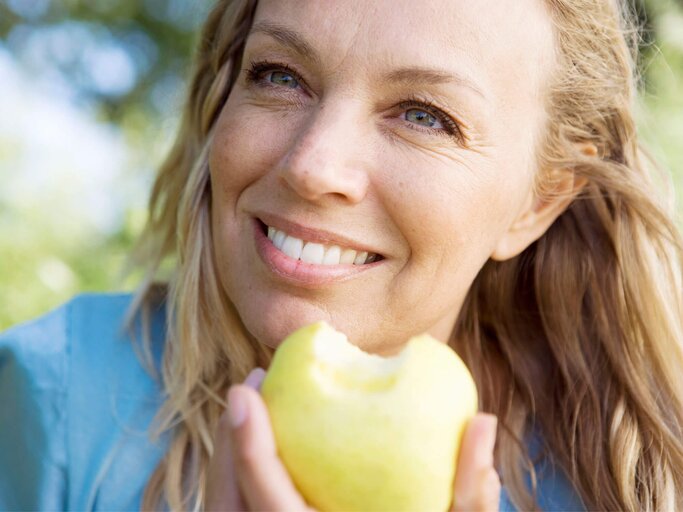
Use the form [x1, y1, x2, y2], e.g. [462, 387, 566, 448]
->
[639, 0, 683, 214]
[0, 0, 206, 329]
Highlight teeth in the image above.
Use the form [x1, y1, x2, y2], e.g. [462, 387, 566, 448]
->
[300, 242, 325, 264]
[340, 249, 357, 264]
[281, 235, 303, 260]
[353, 251, 368, 265]
[265, 224, 378, 265]
[273, 230, 287, 250]
[323, 245, 341, 265]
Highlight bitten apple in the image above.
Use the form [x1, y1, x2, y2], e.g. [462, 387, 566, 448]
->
[261, 321, 478, 512]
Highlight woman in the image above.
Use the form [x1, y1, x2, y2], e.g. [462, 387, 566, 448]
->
[1, 0, 682, 510]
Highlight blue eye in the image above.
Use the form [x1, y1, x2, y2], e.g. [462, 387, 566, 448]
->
[405, 108, 439, 128]
[268, 71, 299, 88]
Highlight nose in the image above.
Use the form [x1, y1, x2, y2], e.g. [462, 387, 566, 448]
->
[278, 102, 370, 205]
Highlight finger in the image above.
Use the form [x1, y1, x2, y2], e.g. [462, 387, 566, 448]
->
[229, 384, 311, 511]
[244, 367, 266, 391]
[452, 413, 501, 512]
[205, 396, 248, 511]
[453, 466, 501, 512]
[205, 369, 265, 511]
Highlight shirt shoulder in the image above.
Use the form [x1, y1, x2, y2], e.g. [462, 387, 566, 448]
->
[0, 291, 170, 511]
[0, 298, 71, 510]
[66, 292, 170, 510]
[498, 429, 586, 512]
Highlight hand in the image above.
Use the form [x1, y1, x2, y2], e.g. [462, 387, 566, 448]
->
[205, 368, 500, 512]
[204, 368, 314, 512]
[450, 413, 501, 512]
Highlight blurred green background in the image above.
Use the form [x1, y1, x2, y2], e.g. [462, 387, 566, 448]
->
[1, 0, 682, 330]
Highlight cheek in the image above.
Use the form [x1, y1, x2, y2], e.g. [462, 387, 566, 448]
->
[208, 95, 290, 203]
[383, 161, 514, 269]
[208, 96, 293, 287]
[377, 148, 532, 322]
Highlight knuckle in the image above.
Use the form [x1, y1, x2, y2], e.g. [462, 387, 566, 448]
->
[452, 468, 501, 512]
[484, 468, 502, 495]
[235, 442, 260, 468]
[478, 469, 502, 510]
[210, 413, 235, 458]
[217, 410, 233, 434]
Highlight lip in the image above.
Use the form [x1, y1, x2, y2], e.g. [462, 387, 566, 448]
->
[252, 218, 383, 287]
[254, 211, 382, 256]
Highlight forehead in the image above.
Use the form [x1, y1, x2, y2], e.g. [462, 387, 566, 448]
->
[251, 0, 556, 104]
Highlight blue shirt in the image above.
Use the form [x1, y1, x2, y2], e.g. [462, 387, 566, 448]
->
[0, 293, 585, 511]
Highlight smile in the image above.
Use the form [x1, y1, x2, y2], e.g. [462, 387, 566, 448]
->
[265, 224, 379, 266]
[252, 218, 384, 287]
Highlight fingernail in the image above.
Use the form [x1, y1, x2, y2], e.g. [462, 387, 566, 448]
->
[228, 387, 248, 428]
[245, 367, 266, 390]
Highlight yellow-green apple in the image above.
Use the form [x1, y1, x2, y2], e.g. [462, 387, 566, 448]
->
[261, 321, 478, 512]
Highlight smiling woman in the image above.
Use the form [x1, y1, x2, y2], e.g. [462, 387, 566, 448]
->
[1, 0, 683, 511]
[206, 0, 555, 356]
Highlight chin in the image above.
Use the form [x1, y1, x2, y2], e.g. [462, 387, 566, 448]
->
[236, 296, 335, 351]
[235, 295, 395, 357]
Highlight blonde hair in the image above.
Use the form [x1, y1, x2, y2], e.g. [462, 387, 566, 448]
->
[126, 0, 683, 510]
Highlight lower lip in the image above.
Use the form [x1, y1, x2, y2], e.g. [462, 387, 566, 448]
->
[253, 219, 381, 286]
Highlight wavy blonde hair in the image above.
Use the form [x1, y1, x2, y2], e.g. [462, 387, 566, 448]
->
[126, 0, 683, 510]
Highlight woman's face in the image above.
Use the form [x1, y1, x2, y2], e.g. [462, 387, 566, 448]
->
[209, 0, 555, 355]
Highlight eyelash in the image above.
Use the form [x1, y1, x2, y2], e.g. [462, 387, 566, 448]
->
[244, 60, 465, 143]
[245, 60, 303, 89]
[396, 96, 463, 141]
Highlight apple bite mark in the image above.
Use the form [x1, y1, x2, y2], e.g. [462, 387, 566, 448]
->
[261, 321, 479, 512]
[311, 324, 407, 393]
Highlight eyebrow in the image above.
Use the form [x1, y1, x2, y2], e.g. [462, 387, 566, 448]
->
[248, 21, 486, 100]
[382, 67, 485, 99]
[249, 21, 322, 67]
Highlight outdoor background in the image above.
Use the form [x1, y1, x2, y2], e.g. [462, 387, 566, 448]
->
[1, 0, 682, 331]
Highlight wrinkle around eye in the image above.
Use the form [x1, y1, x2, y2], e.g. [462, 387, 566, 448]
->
[380, 126, 465, 162]
[241, 79, 311, 111]
[383, 125, 497, 179]
[378, 120, 467, 156]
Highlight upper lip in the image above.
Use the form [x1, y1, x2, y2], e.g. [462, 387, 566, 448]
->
[254, 211, 384, 257]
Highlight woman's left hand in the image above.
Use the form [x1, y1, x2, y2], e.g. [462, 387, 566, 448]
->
[450, 413, 501, 511]
[204, 368, 314, 512]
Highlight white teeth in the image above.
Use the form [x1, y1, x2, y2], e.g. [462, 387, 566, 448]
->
[340, 249, 357, 265]
[273, 230, 287, 250]
[265, 224, 378, 265]
[300, 242, 325, 264]
[353, 251, 368, 265]
[281, 235, 303, 260]
[323, 245, 341, 265]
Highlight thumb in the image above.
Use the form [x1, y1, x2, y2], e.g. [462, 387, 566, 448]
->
[451, 413, 501, 512]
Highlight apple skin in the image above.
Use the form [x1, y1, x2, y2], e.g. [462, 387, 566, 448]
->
[261, 321, 478, 512]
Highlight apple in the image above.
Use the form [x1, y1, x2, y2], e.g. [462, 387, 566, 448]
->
[261, 321, 478, 512]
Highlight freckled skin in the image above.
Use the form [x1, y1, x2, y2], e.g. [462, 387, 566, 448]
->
[208, 0, 556, 355]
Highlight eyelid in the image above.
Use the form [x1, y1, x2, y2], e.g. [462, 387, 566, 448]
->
[245, 59, 310, 94]
[397, 95, 466, 144]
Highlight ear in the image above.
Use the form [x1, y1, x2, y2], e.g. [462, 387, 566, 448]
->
[490, 144, 595, 262]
